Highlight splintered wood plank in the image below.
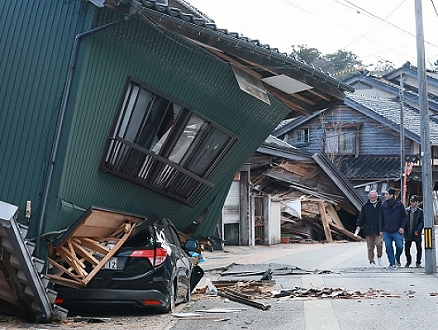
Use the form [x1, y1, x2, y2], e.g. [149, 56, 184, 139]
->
[325, 203, 344, 228]
[329, 222, 362, 241]
[82, 222, 134, 286]
[47, 258, 84, 281]
[48, 207, 144, 288]
[75, 237, 111, 255]
[318, 201, 333, 243]
[70, 241, 100, 266]
[57, 246, 88, 277]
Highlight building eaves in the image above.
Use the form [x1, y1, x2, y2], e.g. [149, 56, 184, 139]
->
[254, 142, 362, 212]
[103, 0, 353, 117]
[345, 70, 438, 111]
[262, 135, 297, 151]
[272, 109, 325, 137]
[384, 62, 438, 89]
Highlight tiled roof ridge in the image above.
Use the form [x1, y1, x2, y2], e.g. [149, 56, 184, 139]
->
[403, 61, 438, 74]
[346, 93, 397, 102]
[123, 0, 352, 91]
[172, 0, 214, 23]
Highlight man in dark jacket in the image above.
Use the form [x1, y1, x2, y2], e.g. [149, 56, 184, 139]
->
[404, 195, 424, 267]
[355, 190, 383, 266]
[379, 187, 407, 269]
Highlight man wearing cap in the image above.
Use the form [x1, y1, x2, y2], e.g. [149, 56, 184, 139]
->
[404, 195, 424, 267]
[379, 187, 408, 269]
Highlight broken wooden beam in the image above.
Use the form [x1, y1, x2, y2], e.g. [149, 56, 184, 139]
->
[217, 289, 271, 310]
[318, 201, 333, 242]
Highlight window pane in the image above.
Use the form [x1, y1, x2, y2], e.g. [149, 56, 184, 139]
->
[118, 86, 152, 142]
[325, 130, 338, 153]
[102, 79, 235, 204]
[135, 95, 173, 150]
[340, 131, 355, 153]
[186, 126, 231, 175]
[295, 128, 309, 143]
[168, 115, 205, 164]
[150, 104, 182, 155]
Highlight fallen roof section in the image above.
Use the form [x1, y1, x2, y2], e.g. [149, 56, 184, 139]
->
[253, 136, 363, 214]
[0, 201, 67, 322]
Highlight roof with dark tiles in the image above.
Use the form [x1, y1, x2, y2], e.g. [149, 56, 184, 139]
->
[344, 63, 438, 110]
[345, 93, 438, 145]
[337, 155, 401, 180]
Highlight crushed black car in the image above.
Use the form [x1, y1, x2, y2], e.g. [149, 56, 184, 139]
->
[51, 211, 204, 313]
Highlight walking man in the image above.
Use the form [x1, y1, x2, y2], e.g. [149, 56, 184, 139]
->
[404, 195, 424, 267]
[379, 187, 407, 269]
[355, 190, 383, 266]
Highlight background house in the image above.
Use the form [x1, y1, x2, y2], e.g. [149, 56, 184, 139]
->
[273, 63, 438, 212]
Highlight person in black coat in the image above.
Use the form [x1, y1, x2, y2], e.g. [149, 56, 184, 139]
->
[379, 187, 407, 269]
[355, 190, 383, 266]
[404, 195, 424, 267]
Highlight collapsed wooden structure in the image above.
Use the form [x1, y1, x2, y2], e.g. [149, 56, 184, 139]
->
[47, 207, 144, 288]
[250, 149, 364, 243]
[280, 194, 361, 243]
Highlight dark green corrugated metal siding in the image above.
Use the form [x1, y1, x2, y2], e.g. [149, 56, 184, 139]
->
[47, 8, 289, 235]
[0, 1, 90, 229]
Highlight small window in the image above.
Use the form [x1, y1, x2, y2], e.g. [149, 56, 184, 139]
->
[294, 128, 309, 143]
[101, 79, 236, 205]
[324, 128, 357, 155]
[289, 128, 309, 147]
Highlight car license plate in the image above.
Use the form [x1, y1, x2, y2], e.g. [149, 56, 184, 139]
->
[102, 257, 118, 269]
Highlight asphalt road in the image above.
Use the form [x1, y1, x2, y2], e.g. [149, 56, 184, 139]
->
[3, 239, 438, 329]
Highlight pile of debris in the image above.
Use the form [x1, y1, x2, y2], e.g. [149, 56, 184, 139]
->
[272, 286, 395, 299]
[193, 279, 403, 312]
[280, 193, 361, 243]
[194, 279, 274, 310]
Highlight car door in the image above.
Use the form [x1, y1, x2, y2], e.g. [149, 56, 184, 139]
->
[163, 220, 192, 300]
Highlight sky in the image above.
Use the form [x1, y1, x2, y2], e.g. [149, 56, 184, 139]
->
[187, 0, 438, 70]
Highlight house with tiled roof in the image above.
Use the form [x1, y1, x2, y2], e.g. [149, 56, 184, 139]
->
[272, 64, 438, 205]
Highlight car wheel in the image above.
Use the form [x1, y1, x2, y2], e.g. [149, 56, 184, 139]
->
[164, 281, 176, 313]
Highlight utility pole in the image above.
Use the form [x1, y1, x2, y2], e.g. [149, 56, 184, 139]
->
[400, 73, 405, 205]
[415, 0, 436, 273]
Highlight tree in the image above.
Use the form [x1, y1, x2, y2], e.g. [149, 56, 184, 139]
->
[324, 50, 363, 74]
[290, 44, 322, 64]
[289, 45, 364, 77]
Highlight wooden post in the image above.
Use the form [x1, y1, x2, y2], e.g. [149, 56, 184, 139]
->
[318, 201, 332, 243]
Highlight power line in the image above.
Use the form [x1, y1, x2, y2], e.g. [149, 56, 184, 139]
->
[336, 0, 438, 49]
[431, 0, 438, 17]
[340, 0, 407, 50]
